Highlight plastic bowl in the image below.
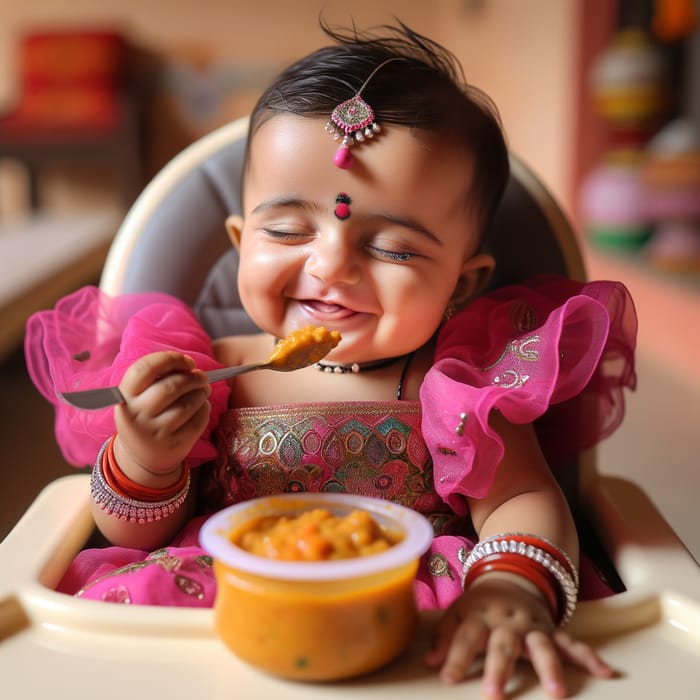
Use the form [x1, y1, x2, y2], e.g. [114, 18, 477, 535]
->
[199, 492, 434, 681]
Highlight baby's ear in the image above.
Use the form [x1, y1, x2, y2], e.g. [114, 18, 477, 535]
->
[452, 253, 495, 307]
[225, 215, 244, 250]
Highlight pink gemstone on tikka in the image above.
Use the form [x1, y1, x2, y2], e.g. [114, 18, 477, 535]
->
[333, 146, 354, 169]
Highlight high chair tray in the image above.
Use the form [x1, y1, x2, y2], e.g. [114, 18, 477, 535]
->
[1, 475, 699, 698]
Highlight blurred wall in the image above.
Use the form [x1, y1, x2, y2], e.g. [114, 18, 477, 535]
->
[0, 0, 578, 213]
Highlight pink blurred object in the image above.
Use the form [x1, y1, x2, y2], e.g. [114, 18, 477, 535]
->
[641, 119, 700, 273]
[579, 160, 653, 248]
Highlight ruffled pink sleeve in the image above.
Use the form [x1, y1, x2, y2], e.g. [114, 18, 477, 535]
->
[25, 286, 230, 467]
[419, 275, 637, 512]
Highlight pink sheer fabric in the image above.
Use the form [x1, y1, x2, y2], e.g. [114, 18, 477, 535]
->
[420, 275, 637, 508]
[24, 285, 230, 467]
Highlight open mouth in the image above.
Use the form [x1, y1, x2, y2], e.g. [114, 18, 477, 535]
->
[300, 299, 359, 321]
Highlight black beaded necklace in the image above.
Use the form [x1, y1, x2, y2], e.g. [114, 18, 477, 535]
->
[315, 355, 405, 374]
[316, 353, 414, 401]
[273, 337, 414, 400]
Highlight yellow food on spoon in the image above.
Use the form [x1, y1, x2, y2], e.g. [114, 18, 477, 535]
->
[267, 326, 341, 369]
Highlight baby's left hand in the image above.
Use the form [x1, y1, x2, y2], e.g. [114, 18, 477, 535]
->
[424, 575, 614, 699]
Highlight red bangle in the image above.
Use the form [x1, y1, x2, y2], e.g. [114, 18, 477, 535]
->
[462, 535, 580, 625]
[91, 438, 190, 524]
[464, 552, 560, 621]
[104, 434, 189, 502]
[498, 534, 577, 583]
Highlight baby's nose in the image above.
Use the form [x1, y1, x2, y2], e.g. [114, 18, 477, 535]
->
[305, 239, 360, 285]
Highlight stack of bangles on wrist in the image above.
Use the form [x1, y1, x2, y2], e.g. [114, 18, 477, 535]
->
[462, 533, 579, 626]
[90, 434, 190, 524]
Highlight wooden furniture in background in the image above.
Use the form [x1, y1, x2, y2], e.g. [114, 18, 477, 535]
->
[0, 29, 146, 210]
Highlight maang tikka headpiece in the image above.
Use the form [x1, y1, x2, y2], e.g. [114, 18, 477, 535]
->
[325, 57, 404, 169]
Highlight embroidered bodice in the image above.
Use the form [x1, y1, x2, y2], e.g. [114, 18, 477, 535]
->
[199, 401, 470, 537]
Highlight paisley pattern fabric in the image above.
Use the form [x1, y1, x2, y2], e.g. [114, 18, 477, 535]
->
[200, 402, 468, 538]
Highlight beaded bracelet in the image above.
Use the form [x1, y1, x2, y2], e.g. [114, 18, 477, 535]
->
[90, 437, 190, 524]
[462, 534, 579, 626]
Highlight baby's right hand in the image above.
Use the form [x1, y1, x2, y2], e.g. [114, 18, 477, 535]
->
[114, 351, 212, 475]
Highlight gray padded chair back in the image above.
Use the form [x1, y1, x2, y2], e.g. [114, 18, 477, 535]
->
[101, 116, 584, 338]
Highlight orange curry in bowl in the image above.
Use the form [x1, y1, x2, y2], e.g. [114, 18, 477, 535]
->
[200, 494, 434, 681]
[232, 507, 403, 561]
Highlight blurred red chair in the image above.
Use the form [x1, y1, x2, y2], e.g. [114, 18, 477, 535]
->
[0, 29, 145, 210]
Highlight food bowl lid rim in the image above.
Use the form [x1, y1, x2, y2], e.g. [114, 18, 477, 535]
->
[198, 493, 434, 581]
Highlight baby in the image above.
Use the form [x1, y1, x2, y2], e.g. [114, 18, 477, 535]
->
[26, 20, 637, 699]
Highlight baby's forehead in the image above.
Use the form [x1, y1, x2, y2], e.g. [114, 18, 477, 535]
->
[244, 113, 474, 178]
[241, 113, 477, 222]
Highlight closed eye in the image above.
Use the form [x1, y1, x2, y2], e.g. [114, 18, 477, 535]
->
[263, 229, 311, 241]
[368, 246, 416, 262]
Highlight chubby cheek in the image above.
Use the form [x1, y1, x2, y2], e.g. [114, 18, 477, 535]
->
[376, 284, 450, 350]
[396, 303, 445, 340]
[236, 249, 291, 329]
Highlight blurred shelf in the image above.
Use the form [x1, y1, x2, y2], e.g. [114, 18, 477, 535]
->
[0, 209, 121, 361]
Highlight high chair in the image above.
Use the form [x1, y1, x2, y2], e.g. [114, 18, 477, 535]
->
[1, 117, 698, 698]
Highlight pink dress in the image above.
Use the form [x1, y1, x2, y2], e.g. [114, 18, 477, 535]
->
[24, 275, 637, 608]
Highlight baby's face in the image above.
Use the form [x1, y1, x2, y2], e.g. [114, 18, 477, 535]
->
[235, 113, 483, 364]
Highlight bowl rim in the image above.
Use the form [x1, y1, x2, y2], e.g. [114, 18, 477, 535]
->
[199, 493, 434, 580]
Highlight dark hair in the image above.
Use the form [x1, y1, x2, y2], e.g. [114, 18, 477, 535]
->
[248, 19, 510, 237]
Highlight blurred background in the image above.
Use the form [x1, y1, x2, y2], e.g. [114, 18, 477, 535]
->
[1, 0, 698, 560]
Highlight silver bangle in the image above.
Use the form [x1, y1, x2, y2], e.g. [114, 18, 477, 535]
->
[90, 439, 190, 524]
[474, 531, 579, 586]
[462, 535, 579, 626]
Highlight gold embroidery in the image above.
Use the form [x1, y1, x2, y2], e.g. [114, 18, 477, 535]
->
[232, 400, 421, 421]
[208, 401, 466, 537]
[514, 335, 541, 361]
[175, 574, 205, 600]
[428, 552, 454, 579]
[479, 335, 541, 371]
[493, 369, 530, 389]
[101, 585, 131, 604]
[477, 334, 541, 389]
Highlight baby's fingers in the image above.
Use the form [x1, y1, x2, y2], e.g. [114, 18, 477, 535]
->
[524, 630, 567, 698]
[482, 627, 523, 699]
[552, 631, 615, 678]
[143, 369, 211, 418]
[121, 351, 196, 398]
[524, 630, 615, 699]
[431, 618, 488, 684]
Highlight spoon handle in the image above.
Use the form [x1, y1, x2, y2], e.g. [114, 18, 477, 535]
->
[58, 362, 270, 410]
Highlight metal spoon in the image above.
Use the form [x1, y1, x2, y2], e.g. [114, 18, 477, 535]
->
[58, 326, 341, 410]
[57, 361, 302, 410]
